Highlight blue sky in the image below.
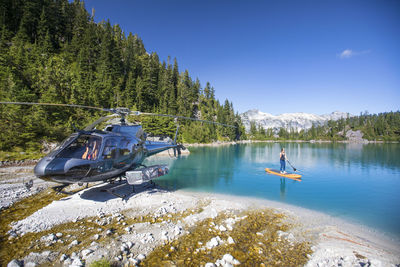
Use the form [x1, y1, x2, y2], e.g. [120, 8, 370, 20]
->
[84, 0, 400, 115]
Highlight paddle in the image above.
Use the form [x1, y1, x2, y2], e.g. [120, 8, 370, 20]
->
[286, 159, 297, 172]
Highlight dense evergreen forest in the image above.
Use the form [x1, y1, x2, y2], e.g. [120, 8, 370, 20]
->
[0, 0, 246, 152]
[248, 111, 400, 142]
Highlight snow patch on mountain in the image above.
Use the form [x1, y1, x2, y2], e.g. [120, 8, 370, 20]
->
[240, 110, 350, 132]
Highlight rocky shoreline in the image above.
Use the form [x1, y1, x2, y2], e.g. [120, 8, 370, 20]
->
[1, 164, 399, 267]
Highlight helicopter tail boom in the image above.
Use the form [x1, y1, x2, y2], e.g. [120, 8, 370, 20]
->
[144, 141, 182, 157]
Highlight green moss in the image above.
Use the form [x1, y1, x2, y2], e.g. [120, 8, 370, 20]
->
[89, 258, 112, 267]
[0, 196, 212, 266]
[0, 189, 68, 265]
[143, 209, 312, 266]
[0, 193, 311, 266]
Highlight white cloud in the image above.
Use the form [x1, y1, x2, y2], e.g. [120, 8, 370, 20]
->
[338, 49, 371, 59]
[340, 49, 353, 58]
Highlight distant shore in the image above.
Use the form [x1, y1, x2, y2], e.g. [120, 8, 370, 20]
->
[1, 139, 396, 163]
[182, 139, 396, 148]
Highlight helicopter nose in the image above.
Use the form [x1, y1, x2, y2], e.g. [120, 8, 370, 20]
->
[34, 157, 51, 178]
[34, 157, 68, 181]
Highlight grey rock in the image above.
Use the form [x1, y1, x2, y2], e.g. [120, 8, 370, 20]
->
[63, 258, 73, 266]
[129, 258, 139, 265]
[60, 254, 68, 261]
[8, 230, 18, 238]
[81, 249, 94, 257]
[69, 257, 83, 267]
[7, 259, 23, 267]
[346, 130, 367, 143]
[214, 254, 240, 266]
[70, 240, 79, 246]
[106, 229, 113, 235]
[227, 236, 235, 244]
[218, 225, 227, 232]
[206, 236, 222, 249]
[126, 241, 134, 249]
[137, 254, 146, 261]
[120, 244, 129, 253]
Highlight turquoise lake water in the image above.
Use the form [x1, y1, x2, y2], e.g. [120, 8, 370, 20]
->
[145, 143, 400, 238]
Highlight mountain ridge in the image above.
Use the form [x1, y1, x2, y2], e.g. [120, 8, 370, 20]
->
[240, 109, 351, 132]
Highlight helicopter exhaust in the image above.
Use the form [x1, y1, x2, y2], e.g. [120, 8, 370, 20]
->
[126, 165, 169, 185]
[105, 165, 169, 199]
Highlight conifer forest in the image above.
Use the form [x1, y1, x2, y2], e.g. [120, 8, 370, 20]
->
[0, 0, 398, 156]
[0, 0, 246, 152]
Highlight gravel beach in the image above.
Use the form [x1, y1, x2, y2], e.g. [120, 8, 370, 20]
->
[1, 163, 399, 267]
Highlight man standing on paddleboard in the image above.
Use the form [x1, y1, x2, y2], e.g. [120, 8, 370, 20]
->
[280, 148, 286, 174]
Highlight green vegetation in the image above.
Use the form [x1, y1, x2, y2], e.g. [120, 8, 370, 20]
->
[144, 209, 312, 266]
[0, 188, 67, 266]
[0, 191, 207, 266]
[89, 259, 111, 267]
[0, 0, 245, 153]
[0, 187, 310, 266]
[248, 111, 400, 142]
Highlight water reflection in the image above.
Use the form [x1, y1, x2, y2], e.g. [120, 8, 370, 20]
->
[151, 143, 400, 191]
[280, 178, 286, 200]
[149, 145, 240, 191]
[148, 143, 400, 237]
[243, 142, 400, 171]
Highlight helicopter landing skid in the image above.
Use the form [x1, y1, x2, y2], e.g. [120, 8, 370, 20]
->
[52, 183, 70, 194]
[103, 180, 155, 199]
[104, 181, 135, 199]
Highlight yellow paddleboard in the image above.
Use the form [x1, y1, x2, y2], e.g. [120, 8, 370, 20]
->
[265, 168, 302, 180]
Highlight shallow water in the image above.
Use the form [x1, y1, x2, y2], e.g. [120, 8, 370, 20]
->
[145, 143, 400, 238]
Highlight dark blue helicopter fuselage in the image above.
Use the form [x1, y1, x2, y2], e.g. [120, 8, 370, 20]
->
[34, 125, 178, 184]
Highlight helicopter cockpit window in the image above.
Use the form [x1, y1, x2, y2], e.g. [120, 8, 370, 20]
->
[102, 138, 118, 159]
[56, 135, 102, 160]
[56, 135, 76, 150]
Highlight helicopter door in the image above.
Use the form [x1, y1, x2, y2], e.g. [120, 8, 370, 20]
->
[100, 138, 118, 172]
[114, 137, 134, 168]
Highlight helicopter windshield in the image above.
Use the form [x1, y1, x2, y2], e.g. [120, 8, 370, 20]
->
[56, 135, 102, 160]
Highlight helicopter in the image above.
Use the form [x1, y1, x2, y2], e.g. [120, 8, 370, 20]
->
[0, 101, 236, 195]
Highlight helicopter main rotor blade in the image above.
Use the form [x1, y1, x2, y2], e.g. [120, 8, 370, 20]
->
[0, 101, 110, 112]
[132, 111, 237, 128]
[84, 114, 119, 131]
[0, 102, 237, 128]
